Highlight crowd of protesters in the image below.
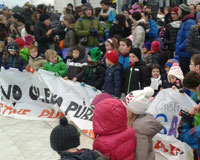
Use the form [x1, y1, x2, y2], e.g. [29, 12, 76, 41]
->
[1, 0, 200, 159]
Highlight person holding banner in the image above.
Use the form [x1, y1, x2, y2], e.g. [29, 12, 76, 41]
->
[125, 87, 163, 160]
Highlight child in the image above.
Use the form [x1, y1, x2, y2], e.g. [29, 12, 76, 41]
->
[125, 87, 163, 160]
[105, 38, 118, 52]
[50, 117, 108, 160]
[150, 64, 163, 96]
[43, 49, 68, 77]
[64, 46, 87, 82]
[3, 42, 27, 70]
[142, 42, 152, 68]
[124, 48, 150, 95]
[83, 47, 105, 90]
[93, 97, 136, 160]
[27, 44, 46, 70]
[168, 63, 184, 90]
[118, 38, 132, 70]
[102, 50, 122, 98]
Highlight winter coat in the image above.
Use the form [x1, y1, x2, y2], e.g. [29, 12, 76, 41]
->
[132, 114, 163, 160]
[58, 149, 102, 160]
[0, 23, 9, 41]
[20, 9, 33, 22]
[3, 54, 27, 69]
[102, 64, 123, 98]
[82, 62, 106, 90]
[186, 25, 200, 55]
[152, 51, 167, 69]
[118, 54, 130, 71]
[109, 22, 131, 38]
[63, 24, 76, 49]
[10, 22, 25, 38]
[75, 16, 104, 47]
[175, 13, 196, 58]
[142, 52, 152, 67]
[164, 20, 181, 51]
[66, 51, 87, 82]
[147, 19, 158, 42]
[28, 56, 47, 69]
[124, 60, 151, 94]
[43, 56, 68, 77]
[34, 22, 55, 56]
[132, 19, 146, 51]
[93, 98, 136, 160]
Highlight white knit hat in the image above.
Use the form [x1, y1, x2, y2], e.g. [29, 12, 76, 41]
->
[168, 63, 184, 82]
[125, 87, 154, 114]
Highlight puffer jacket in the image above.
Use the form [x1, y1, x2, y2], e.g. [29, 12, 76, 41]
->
[43, 56, 68, 77]
[132, 114, 163, 160]
[186, 25, 200, 55]
[75, 15, 104, 47]
[93, 98, 136, 160]
[147, 19, 158, 42]
[3, 54, 27, 69]
[175, 13, 196, 58]
[102, 63, 123, 98]
[164, 20, 181, 51]
[124, 60, 151, 94]
[28, 56, 47, 69]
[63, 24, 76, 49]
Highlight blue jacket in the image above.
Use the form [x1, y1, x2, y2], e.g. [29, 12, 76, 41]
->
[103, 64, 122, 98]
[118, 54, 129, 71]
[175, 14, 196, 58]
[147, 19, 158, 41]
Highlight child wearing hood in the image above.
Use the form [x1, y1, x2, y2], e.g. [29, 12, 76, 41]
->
[142, 42, 152, 68]
[3, 41, 27, 70]
[65, 46, 87, 82]
[93, 97, 136, 160]
[125, 87, 163, 160]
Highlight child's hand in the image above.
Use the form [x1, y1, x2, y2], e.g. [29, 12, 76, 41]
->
[72, 77, 77, 82]
[189, 103, 200, 115]
[172, 85, 177, 89]
[63, 77, 68, 80]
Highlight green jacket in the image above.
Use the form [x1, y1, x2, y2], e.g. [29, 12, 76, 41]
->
[75, 16, 104, 47]
[19, 47, 30, 62]
[43, 56, 68, 77]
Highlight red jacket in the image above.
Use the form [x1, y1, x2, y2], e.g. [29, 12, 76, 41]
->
[93, 98, 136, 160]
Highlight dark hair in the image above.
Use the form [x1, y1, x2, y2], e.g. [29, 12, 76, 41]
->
[120, 38, 132, 48]
[67, 3, 73, 9]
[64, 7, 71, 14]
[190, 4, 196, 9]
[72, 46, 81, 52]
[131, 12, 141, 21]
[25, 22, 35, 35]
[151, 64, 161, 74]
[115, 14, 126, 26]
[94, 7, 101, 17]
[191, 54, 200, 66]
[100, 0, 110, 6]
[159, 7, 164, 14]
[143, 12, 151, 19]
[183, 71, 200, 89]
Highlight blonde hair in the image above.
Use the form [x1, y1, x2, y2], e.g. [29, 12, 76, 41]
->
[45, 49, 57, 60]
[128, 112, 137, 127]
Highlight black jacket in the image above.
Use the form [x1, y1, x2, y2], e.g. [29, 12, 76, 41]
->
[124, 60, 150, 95]
[83, 62, 106, 90]
[0, 23, 9, 41]
[186, 25, 200, 55]
[34, 22, 55, 56]
[152, 51, 167, 69]
[109, 22, 131, 38]
[3, 54, 27, 69]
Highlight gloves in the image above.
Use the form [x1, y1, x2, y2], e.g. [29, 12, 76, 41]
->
[18, 67, 24, 72]
[54, 72, 60, 76]
[25, 66, 31, 72]
[4, 65, 9, 70]
[89, 28, 98, 36]
[92, 87, 97, 92]
[81, 82, 86, 87]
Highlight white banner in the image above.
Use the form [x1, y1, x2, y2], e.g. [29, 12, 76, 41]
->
[0, 68, 101, 137]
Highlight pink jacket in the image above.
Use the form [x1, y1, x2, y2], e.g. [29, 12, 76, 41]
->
[93, 98, 136, 160]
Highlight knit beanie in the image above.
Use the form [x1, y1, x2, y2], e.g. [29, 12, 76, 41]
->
[15, 37, 25, 49]
[130, 48, 141, 60]
[125, 87, 154, 114]
[171, 7, 179, 15]
[105, 50, 119, 64]
[143, 42, 151, 52]
[50, 117, 80, 152]
[168, 63, 184, 82]
[39, 13, 50, 22]
[7, 42, 19, 53]
[24, 35, 34, 46]
[151, 41, 161, 53]
[165, 58, 179, 68]
[88, 47, 102, 63]
[179, 4, 190, 13]
[82, 3, 93, 12]
[91, 93, 112, 106]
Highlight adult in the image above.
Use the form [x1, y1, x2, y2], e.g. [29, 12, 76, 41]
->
[122, 8, 133, 34]
[67, 3, 76, 17]
[21, 22, 35, 41]
[20, 2, 33, 22]
[0, 15, 9, 41]
[10, 13, 25, 38]
[175, 4, 196, 74]
[75, 3, 104, 57]
[189, 4, 196, 15]
[164, 7, 181, 59]
[34, 13, 56, 57]
[32, 11, 40, 23]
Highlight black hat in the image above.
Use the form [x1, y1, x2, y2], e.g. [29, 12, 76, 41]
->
[12, 13, 24, 23]
[7, 42, 19, 53]
[50, 117, 80, 152]
[130, 48, 141, 60]
[39, 13, 50, 22]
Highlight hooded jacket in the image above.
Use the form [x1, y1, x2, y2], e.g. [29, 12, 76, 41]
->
[175, 13, 196, 57]
[63, 24, 76, 49]
[93, 98, 136, 160]
[132, 114, 163, 160]
[43, 56, 68, 77]
[4, 54, 27, 69]
[28, 56, 47, 69]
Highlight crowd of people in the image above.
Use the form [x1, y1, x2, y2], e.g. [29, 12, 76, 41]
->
[1, 0, 200, 159]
